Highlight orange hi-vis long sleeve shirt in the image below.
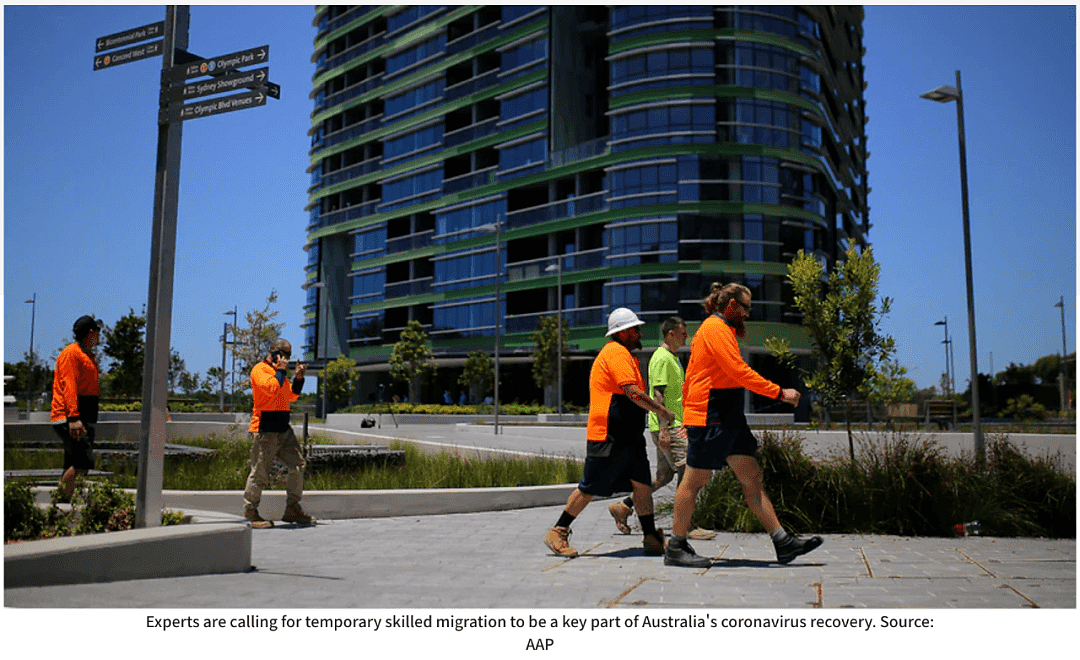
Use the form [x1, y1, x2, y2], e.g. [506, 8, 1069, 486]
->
[248, 361, 302, 433]
[587, 340, 647, 442]
[682, 314, 781, 427]
[51, 342, 100, 425]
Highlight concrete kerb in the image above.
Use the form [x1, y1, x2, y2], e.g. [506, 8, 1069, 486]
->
[4, 509, 252, 589]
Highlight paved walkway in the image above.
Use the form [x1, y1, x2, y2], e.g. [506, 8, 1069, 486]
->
[6, 500, 1073, 609]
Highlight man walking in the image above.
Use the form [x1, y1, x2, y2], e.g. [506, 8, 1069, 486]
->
[243, 338, 315, 527]
[544, 308, 677, 558]
[51, 315, 102, 501]
[665, 283, 822, 567]
[608, 316, 715, 540]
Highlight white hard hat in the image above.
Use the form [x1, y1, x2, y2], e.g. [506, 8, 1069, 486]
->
[606, 307, 645, 336]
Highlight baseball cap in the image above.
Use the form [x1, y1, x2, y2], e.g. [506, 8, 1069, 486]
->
[73, 315, 103, 340]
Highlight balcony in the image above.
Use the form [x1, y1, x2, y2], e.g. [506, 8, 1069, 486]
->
[504, 247, 606, 283]
[548, 136, 609, 168]
[385, 277, 434, 299]
[311, 199, 382, 231]
[446, 21, 501, 56]
[444, 117, 499, 149]
[318, 157, 382, 191]
[316, 76, 386, 117]
[504, 190, 607, 230]
[445, 69, 500, 102]
[442, 166, 498, 194]
[386, 230, 434, 254]
[504, 305, 606, 334]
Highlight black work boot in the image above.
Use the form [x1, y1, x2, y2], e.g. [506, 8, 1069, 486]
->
[773, 532, 823, 564]
[664, 537, 712, 567]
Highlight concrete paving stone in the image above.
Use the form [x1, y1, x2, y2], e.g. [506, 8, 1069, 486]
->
[1003, 578, 1075, 608]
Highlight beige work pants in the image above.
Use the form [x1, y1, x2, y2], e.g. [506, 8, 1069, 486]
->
[243, 427, 306, 511]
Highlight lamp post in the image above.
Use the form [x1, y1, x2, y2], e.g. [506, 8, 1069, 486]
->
[24, 294, 36, 416]
[478, 219, 502, 434]
[223, 306, 237, 411]
[1054, 296, 1068, 411]
[311, 281, 328, 418]
[933, 317, 951, 396]
[921, 70, 983, 460]
[545, 259, 563, 418]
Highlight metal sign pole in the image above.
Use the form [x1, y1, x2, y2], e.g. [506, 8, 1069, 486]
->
[136, 5, 188, 528]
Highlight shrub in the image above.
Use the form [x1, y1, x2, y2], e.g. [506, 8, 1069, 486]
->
[693, 429, 1076, 538]
[4, 479, 48, 541]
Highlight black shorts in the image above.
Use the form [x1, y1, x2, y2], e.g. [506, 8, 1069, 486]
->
[685, 423, 757, 470]
[54, 423, 95, 471]
[577, 434, 652, 497]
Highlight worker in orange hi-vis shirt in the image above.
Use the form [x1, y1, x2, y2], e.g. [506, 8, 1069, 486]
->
[242, 338, 314, 528]
[51, 315, 103, 501]
[664, 282, 822, 568]
[543, 308, 677, 559]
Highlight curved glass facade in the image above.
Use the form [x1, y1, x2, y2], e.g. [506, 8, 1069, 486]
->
[303, 5, 868, 407]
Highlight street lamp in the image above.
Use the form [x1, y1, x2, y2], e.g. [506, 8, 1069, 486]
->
[921, 70, 983, 460]
[478, 219, 502, 435]
[545, 259, 563, 418]
[933, 317, 951, 396]
[1054, 296, 1069, 411]
[24, 294, 36, 416]
[311, 281, 328, 418]
[223, 306, 237, 411]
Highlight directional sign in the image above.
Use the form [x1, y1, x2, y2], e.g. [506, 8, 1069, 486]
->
[166, 45, 269, 81]
[170, 66, 270, 101]
[93, 39, 163, 71]
[96, 21, 165, 53]
[164, 89, 268, 123]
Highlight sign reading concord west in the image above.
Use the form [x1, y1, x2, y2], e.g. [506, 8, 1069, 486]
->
[166, 45, 269, 81]
[170, 67, 271, 101]
[93, 39, 163, 71]
[95, 21, 164, 52]
[165, 89, 268, 122]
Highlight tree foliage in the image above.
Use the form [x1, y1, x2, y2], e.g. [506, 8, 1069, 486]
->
[4, 351, 54, 396]
[101, 307, 146, 399]
[530, 315, 569, 407]
[458, 350, 494, 404]
[230, 290, 286, 391]
[388, 320, 436, 403]
[766, 240, 898, 460]
[323, 354, 358, 412]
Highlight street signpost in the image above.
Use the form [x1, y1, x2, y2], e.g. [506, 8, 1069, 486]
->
[166, 89, 268, 122]
[95, 20, 164, 52]
[91, 6, 279, 527]
[165, 44, 269, 81]
[93, 39, 163, 70]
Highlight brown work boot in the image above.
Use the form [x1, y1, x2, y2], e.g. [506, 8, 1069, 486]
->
[643, 528, 667, 556]
[245, 508, 273, 529]
[282, 503, 316, 526]
[544, 526, 578, 557]
[608, 501, 632, 534]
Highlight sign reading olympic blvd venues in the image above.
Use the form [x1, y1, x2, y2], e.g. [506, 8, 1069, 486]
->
[170, 67, 271, 101]
[93, 39, 163, 71]
[165, 89, 267, 122]
[167, 45, 269, 81]
[96, 21, 164, 52]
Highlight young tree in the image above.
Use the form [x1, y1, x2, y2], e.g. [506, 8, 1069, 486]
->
[168, 349, 189, 394]
[457, 350, 494, 404]
[4, 351, 54, 398]
[322, 354, 358, 412]
[530, 315, 569, 408]
[766, 240, 898, 461]
[388, 320, 436, 403]
[230, 290, 286, 392]
[101, 307, 146, 399]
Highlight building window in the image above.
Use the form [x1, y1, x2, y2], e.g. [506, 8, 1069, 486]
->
[383, 123, 444, 162]
[498, 136, 547, 172]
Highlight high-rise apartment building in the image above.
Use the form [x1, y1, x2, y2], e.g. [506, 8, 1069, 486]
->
[304, 5, 869, 409]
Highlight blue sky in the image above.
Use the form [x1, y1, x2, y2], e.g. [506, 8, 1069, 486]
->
[3, 5, 1076, 394]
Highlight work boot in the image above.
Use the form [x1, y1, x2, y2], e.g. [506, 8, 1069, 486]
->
[642, 529, 666, 556]
[544, 526, 578, 557]
[773, 532, 823, 564]
[282, 503, 316, 526]
[245, 508, 273, 529]
[608, 501, 632, 535]
[664, 537, 712, 568]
